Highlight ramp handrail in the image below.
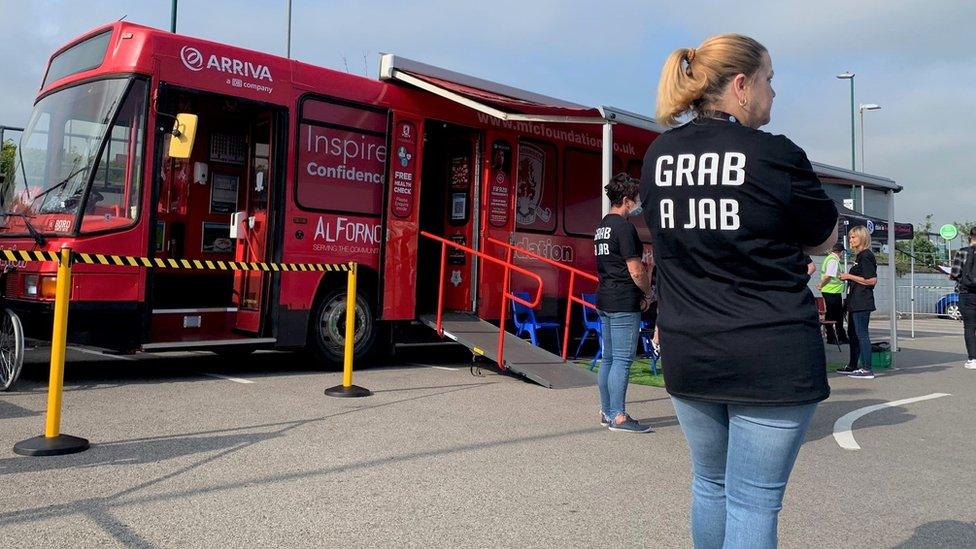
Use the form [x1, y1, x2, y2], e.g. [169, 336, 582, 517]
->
[420, 231, 544, 369]
[485, 237, 598, 361]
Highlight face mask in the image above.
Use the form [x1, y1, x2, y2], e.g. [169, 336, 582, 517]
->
[628, 199, 643, 218]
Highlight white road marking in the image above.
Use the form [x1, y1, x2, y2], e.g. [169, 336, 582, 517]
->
[429, 366, 460, 371]
[202, 373, 254, 384]
[68, 346, 137, 361]
[833, 392, 950, 450]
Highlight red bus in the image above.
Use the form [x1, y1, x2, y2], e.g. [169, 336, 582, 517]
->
[0, 22, 897, 375]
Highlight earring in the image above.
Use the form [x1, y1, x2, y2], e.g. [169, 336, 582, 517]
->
[738, 98, 748, 107]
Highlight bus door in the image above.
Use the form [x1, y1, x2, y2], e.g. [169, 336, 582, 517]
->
[416, 122, 481, 314]
[232, 115, 273, 333]
[477, 134, 517, 319]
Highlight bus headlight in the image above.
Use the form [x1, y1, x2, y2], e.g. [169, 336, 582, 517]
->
[24, 275, 38, 296]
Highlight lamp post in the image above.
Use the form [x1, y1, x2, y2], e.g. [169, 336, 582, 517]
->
[836, 72, 857, 211]
[858, 103, 881, 214]
[286, 0, 292, 58]
[836, 72, 856, 171]
[170, 0, 178, 33]
[859, 103, 882, 171]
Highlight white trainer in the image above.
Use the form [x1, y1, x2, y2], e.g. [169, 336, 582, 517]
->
[965, 360, 976, 370]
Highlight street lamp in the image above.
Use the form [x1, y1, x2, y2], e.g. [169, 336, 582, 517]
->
[836, 72, 855, 171]
[859, 103, 882, 171]
[836, 72, 858, 212]
[857, 103, 881, 214]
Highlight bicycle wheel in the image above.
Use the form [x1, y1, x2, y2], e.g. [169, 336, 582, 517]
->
[0, 308, 24, 391]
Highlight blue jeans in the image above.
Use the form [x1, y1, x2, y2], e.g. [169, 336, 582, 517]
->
[671, 397, 817, 549]
[597, 311, 640, 420]
[847, 310, 873, 369]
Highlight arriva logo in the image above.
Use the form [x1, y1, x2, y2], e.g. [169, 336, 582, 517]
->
[180, 46, 204, 71]
[179, 45, 274, 82]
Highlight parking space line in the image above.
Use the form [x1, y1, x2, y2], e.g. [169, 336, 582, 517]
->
[833, 392, 950, 450]
[68, 346, 138, 361]
[401, 362, 462, 371]
[202, 373, 254, 384]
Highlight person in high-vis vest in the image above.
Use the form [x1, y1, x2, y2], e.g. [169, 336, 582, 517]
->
[817, 242, 848, 345]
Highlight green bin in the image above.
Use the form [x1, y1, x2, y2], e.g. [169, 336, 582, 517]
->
[870, 342, 891, 369]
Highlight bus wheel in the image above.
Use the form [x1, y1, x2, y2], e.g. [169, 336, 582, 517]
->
[311, 287, 375, 366]
[0, 309, 25, 391]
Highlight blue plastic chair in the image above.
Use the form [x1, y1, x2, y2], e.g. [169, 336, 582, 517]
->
[510, 291, 562, 350]
[639, 320, 659, 375]
[574, 293, 604, 370]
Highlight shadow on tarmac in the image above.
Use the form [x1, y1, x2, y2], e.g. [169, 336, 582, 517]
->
[892, 520, 976, 548]
[0, 379, 498, 477]
[0, 378, 682, 548]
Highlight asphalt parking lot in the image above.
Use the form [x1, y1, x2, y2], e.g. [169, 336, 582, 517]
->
[1, 319, 974, 548]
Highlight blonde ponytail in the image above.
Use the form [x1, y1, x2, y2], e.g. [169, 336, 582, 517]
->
[655, 48, 709, 127]
[655, 34, 768, 127]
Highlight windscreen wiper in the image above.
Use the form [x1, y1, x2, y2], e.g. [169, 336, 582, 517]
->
[0, 212, 46, 247]
[29, 165, 89, 205]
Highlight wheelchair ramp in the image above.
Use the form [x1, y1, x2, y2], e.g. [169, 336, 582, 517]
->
[420, 313, 595, 389]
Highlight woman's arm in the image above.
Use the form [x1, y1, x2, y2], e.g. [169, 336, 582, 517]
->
[839, 273, 877, 287]
[627, 258, 652, 295]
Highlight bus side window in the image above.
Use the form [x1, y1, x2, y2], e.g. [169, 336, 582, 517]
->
[295, 97, 388, 215]
[562, 149, 601, 237]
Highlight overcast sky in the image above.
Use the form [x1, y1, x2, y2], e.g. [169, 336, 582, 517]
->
[1, 0, 972, 228]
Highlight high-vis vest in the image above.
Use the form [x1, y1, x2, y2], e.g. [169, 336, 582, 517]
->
[820, 254, 844, 294]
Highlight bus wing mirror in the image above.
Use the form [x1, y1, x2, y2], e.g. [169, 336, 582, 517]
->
[167, 113, 198, 159]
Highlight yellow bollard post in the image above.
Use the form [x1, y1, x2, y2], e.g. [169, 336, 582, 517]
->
[14, 246, 89, 456]
[325, 262, 371, 398]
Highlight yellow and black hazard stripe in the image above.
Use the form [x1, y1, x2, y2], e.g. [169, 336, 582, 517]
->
[0, 249, 354, 272]
[72, 253, 354, 272]
[0, 249, 61, 263]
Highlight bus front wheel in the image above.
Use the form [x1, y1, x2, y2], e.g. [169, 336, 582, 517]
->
[310, 287, 376, 366]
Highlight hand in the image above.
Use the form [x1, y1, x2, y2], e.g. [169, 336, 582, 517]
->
[838, 273, 851, 281]
[640, 296, 650, 312]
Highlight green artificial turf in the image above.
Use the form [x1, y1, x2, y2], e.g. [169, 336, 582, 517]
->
[577, 357, 666, 388]
[578, 360, 853, 388]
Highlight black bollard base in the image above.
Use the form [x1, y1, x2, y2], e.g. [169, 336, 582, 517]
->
[14, 434, 89, 456]
[325, 384, 372, 398]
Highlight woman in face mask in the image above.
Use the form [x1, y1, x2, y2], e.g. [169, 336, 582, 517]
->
[593, 173, 652, 433]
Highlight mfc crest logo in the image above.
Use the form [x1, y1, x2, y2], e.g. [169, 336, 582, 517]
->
[178, 45, 274, 82]
[180, 46, 204, 71]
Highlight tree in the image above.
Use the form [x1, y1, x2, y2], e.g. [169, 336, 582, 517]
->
[894, 213, 941, 276]
[0, 139, 15, 184]
[954, 220, 976, 242]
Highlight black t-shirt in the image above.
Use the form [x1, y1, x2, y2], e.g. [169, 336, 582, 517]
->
[846, 249, 878, 312]
[639, 116, 838, 405]
[595, 213, 643, 312]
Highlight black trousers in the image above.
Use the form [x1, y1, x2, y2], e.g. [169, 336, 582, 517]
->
[961, 293, 976, 360]
[823, 292, 847, 343]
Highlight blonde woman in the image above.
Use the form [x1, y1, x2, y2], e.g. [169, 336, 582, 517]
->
[640, 34, 838, 548]
[837, 225, 878, 378]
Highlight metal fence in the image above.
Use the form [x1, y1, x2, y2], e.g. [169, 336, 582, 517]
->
[894, 284, 958, 319]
